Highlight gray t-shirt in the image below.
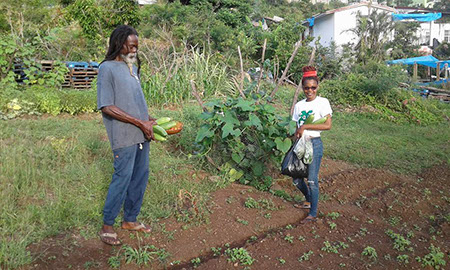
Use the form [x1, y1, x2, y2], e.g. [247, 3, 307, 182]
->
[97, 61, 149, 150]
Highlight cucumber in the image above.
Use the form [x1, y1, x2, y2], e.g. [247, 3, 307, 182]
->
[153, 125, 168, 137]
[156, 117, 171, 125]
[154, 133, 167, 142]
[159, 121, 177, 130]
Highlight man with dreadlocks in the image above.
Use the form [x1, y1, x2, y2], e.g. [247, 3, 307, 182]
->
[97, 25, 155, 245]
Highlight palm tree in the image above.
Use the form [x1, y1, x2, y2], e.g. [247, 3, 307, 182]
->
[347, 10, 394, 64]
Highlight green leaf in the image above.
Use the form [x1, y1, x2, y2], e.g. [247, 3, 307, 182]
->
[231, 152, 244, 163]
[204, 100, 222, 108]
[275, 137, 292, 153]
[229, 168, 244, 181]
[222, 122, 234, 138]
[244, 114, 262, 130]
[234, 98, 255, 111]
[289, 121, 297, 135]
[252, 162, 264, 176]
[195, 125, 214, 142]
[223, 111, 239, 126]
[199, 111, 215, 120]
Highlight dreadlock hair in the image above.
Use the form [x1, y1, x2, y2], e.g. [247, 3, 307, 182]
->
[301, 66, 319, 86]
[101, 25, 141, 75]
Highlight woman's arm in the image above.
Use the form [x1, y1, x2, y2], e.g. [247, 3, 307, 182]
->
[295, 115, 332, 138]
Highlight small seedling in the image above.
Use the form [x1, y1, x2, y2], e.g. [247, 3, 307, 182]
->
[415, 245, 446, 269]
[328, 221, 337, 230]
[327, 212, 340, 220]
[211, 247, 222, 257]
[298, 236, 306, 242]
[361, 246, 377, 260]
[284, 235, 294, 243]
[278, 258, 286, 265]
[397, 254, 409, 264]
[298, 250, 314, 261]
[285, 224, 294, 230]
[264, 213, 272, 219]
[237, 218, 249, 225]
[225, 248, 255, 266]
[191, 257, 201, 267]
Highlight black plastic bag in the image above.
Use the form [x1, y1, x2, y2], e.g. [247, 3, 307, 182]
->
[281, 139, 308, 178]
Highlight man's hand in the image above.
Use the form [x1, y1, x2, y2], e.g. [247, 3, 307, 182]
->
[140, 120, 156, 141]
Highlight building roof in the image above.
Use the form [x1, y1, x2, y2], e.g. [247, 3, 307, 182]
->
[302, 2, 396, 25]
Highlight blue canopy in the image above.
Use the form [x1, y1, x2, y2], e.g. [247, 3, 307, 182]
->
[387, 56, 450, 71]
[392, 13, 442, 22]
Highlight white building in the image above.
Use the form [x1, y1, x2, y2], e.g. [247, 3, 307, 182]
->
[302, 2, 396, 48]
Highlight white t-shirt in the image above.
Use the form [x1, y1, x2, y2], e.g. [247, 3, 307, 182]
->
[292, 96, 332, 138]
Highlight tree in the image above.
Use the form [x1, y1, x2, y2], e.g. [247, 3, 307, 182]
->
[347, 11, 394, 64]
[388, 21, 420, 59]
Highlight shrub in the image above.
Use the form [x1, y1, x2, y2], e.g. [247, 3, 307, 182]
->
[194, 96, 294, 190]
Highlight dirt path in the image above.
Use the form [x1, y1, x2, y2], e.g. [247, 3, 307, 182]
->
[26, 160, 449, 270]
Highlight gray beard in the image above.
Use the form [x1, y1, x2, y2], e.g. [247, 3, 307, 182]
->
[121, 53, 137, 65]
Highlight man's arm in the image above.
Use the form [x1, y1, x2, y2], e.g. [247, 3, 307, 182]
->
[101, 105, 156, 140]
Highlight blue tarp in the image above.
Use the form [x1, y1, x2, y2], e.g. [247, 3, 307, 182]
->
[307, 17, 315, 27]
[392, 13, 442, 22]
[386, 55, 450, 70]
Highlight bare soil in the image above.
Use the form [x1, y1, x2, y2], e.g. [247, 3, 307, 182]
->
[25, 160, 449, 270]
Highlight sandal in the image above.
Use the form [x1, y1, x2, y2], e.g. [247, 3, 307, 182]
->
[300, 215, 317, 224]
[293, 202, 311, 209]
[121, 222, 152, 233]
[99, 231, 122, 246]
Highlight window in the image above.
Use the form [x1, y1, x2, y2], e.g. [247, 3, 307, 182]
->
[445, 30, 450, 42]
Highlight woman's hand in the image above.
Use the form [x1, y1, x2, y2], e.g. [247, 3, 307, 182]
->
[295, 126, 305, 138]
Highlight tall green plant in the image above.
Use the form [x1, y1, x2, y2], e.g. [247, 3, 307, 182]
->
[195, 96, 295, 190]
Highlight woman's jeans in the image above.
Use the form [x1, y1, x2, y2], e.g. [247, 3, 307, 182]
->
[103, 142, 150, 226]
[293, 137, 323, 217]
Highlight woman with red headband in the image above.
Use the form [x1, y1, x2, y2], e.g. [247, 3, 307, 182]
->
[292, 66, 332, 224]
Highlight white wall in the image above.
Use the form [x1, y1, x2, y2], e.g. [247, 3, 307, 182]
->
[312, 14, 335, 47]
[309, 5, 394, 49]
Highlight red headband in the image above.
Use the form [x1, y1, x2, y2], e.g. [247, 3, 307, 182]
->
[303, 70, 317, 78]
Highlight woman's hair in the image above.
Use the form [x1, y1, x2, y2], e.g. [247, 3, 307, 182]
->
[301, 66, 319, 86]
[101, 25, 141, 75]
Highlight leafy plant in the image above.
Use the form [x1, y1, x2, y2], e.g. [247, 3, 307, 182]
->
[225, 247, 255, 266]
[195, 97, 292, 190]
[362, 246, 378, 260]
[284, 235, 294, 243]
[416, 245, 446, 269]
[298, 250, 314, 261]
[385, 229, 412, 252]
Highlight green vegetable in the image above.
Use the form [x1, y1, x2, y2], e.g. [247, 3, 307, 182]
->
[154, 133, 167, 141]
[156, 117, 171, 125]
[304, 114, 315, 125]
[159, 121, 177, 130]
[153, 125, 168, 137]
[312, 117, 327, 124]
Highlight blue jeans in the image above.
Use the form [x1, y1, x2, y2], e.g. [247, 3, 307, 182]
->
[103, 142, 150, 226]
[293, 137, 323, 217]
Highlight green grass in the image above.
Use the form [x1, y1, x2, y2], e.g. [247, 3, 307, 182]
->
[1, 93, 449, 268]
[322, 112, 450, 174]
[0, 104, 220, 269]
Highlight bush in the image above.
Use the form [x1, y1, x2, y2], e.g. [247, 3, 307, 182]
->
[318, 61, 447, 125]
[0, 86, 97, 119]
[194, 96, 295, 190]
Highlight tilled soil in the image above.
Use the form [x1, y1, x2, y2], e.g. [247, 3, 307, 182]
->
[26, 160, 449, 270]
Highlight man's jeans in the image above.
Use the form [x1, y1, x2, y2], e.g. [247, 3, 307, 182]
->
[293, 137, 323, 217]
[103, 142, 149, 226]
